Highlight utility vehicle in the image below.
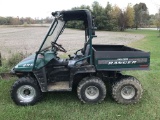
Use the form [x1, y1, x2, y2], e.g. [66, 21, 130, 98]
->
[10, 9, 150, 106]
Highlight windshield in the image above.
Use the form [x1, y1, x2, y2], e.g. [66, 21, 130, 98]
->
[41, 17, 65, 50]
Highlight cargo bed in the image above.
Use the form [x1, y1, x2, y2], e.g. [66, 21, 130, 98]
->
[92, 45, 150, 71]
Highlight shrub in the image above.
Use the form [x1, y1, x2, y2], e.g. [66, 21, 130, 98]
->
[0, 52, 28, 73]
[7, 52, 27, 67]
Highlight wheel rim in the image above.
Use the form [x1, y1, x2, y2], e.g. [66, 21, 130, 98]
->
[85, 86, 99, 100]
[121, 85, 136, 100]
[17, 85, 36, 103]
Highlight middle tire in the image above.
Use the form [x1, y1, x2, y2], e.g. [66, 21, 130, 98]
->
[77, 77, 106, 103]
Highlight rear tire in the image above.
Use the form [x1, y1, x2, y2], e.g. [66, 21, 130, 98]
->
[11, 77, 42, 106]
[112, 76, 143, 104]
[77, 77, 106, 103]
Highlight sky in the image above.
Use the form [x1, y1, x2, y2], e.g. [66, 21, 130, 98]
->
[0, 0, 160, 18]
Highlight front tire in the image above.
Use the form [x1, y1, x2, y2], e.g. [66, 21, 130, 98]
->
[112, 76, 143, 104]
[11, 77, 42, 106]
[77, 77, 106, 103]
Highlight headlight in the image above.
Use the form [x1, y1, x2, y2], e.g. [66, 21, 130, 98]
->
[10, 67, 15, 74]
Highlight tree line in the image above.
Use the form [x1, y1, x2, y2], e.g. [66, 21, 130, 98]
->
[0, 16, 52, 25]
[0, 1, 160, 31]
[66, 1, 160, 31]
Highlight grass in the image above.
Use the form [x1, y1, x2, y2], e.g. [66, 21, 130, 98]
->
[0, 30, 160, 120]
[0, 52, 28, 73]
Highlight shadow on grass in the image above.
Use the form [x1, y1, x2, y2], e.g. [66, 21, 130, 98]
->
[0, 78, 150, 108]
[0, 79, 116, 107]
[39, 90, 116, 106]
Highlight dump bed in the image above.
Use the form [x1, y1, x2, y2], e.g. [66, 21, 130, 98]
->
[92, 45, 150, 71]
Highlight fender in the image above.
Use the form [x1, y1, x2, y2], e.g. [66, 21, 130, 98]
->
[69, 65, 96, 88]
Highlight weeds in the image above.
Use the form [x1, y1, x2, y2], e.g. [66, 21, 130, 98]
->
[0, 52, 28, 73]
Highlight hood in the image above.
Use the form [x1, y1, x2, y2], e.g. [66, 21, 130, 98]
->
[12, 51, 54, 73]
[14, 54, 36, 72]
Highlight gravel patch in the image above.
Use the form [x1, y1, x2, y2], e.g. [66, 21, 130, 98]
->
[0, 27, 144, 58]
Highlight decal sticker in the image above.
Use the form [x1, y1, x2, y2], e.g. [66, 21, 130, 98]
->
[23, 64, 33, 67]
[15, 65, 18, 68]
[98, 58, 148, 65]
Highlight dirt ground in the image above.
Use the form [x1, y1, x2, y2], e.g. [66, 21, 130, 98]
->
[0, 27, 144, 58]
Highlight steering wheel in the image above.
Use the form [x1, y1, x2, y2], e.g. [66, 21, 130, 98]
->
[51, 42, 67, 53]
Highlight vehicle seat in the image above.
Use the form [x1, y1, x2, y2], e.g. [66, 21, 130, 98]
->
[84, 44, 90, 58]
[47, 58, 68, 66]
[68, 44, 90, 67]
[80, 42, 89, 54]
[73, 42, 89, 59]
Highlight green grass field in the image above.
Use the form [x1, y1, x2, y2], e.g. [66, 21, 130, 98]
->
[0, 30, 160, 120]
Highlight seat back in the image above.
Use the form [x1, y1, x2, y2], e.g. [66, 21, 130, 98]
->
[84, 44, 90, 57]
[68, 44, 90, 67]
[84, 44, 90, 63]
[82, 42, 88, 54]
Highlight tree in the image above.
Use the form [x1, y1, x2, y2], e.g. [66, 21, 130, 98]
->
[104, 2, 113, 30]
[118, 10, 127, 31]
[65, 5, 91, 29]
[45, 17, 52, 23]
[110, 5, 121, 30]
[0, 17, 7, 25]
[92, 1, 106, 30]
[155, 9, 160, 29]
[149, 14, 156, 26]
[126, 4, 135, 28]
[134, 3, 148, 29]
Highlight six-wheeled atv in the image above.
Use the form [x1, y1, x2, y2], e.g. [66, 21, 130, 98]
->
[10, 9, 150, 106]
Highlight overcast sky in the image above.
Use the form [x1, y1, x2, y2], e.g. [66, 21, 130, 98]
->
[0, 0, 160, 18]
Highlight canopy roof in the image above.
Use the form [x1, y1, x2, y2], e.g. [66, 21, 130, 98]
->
[52, 9, 93, 29]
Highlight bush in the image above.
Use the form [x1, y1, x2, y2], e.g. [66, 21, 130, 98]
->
[7, 52, 27, 67]
[0, 52, 28, 73]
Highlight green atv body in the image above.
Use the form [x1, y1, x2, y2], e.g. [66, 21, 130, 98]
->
[10, 9, 150, 106]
